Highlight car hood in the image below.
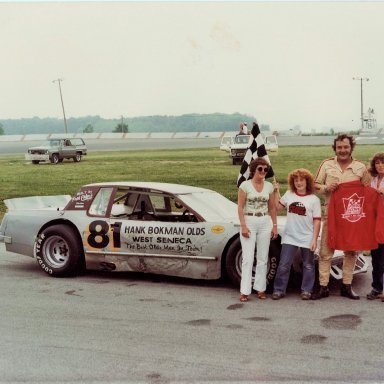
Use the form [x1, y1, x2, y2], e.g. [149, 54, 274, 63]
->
[4, 195, 71, 211]
[28, 145, 53, 150]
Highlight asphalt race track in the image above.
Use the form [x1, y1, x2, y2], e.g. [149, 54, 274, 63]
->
[0, 243, 382, 383]
[1, 134, 383, 156]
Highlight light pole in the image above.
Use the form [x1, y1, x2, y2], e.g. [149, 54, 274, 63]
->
[352, 76, 369, 131]
[53, 78, 68, 134]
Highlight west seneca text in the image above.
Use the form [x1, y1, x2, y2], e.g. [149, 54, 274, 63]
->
[123, 225, 206, 253]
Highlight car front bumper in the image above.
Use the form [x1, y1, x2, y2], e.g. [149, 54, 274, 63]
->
[25, 154, 50, 161]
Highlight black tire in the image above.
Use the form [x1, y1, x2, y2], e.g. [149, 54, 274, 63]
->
[225, 237, 281, 292]
[32, 160, 40, 164]
[232, 158, 237, 165]
[35, 225, 83, 277]
[73, 152, 82, 162]
[50, 153, 60, 164]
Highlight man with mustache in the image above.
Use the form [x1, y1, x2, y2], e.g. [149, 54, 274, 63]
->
[312, 134, 371, 300]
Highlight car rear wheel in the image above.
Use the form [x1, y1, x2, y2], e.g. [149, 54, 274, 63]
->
[73, 153, 82, 162]
[50, 154, 60, 164]
[35, 225, 83, 277]
[225, 237, 281, 292]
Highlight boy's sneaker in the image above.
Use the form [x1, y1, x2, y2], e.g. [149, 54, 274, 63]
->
[272, 292, 285, 300]
[301, 292, 311, 300]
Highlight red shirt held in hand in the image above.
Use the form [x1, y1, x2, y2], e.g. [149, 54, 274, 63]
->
[328, 180, 379, 251]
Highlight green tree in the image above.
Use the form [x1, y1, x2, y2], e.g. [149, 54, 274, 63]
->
[113, 122, 129, 133]
[83, 124, 94, 133]
[0, 123, 4, 135]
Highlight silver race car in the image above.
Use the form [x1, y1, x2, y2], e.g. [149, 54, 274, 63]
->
[0, 182, 367, 289]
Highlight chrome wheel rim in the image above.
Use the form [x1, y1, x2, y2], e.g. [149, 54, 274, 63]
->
[42, 235, 70, 268]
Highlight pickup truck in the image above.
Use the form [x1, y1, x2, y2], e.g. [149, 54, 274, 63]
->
[229, 134, 279, 164]
[229, 134, 251, 165]
[25, 138, 87, 164]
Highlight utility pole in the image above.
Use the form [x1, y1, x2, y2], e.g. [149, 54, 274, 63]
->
[52, 78, 68, 134]
[352, 76, 369, 131]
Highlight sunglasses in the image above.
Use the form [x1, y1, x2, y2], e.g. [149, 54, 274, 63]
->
[256, 166, 269, 173]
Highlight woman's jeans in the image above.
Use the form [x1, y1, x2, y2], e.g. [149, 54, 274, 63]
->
[273, 244, 315, 294]
[370, 244, 384, 293]
[240, 215, 272, 295]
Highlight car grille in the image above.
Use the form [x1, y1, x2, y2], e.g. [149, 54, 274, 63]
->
[29, 150, 46, 154]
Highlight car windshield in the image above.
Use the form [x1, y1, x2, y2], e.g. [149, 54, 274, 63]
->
[265, 136, 277, 144]
[221, 137, 232, 144]
[179, 191, 238, 222]
[48, 139, 61, 146]
[234, 135, 250, 144]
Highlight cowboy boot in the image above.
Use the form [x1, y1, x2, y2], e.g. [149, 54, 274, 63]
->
[340, 284, 360, 300]
[311, 285, 329, 300]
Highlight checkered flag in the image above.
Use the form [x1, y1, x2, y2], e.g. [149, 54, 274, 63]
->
[237, 122, 274, 187]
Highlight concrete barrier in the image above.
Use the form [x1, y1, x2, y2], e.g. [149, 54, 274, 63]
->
[148, 132, 175, 139]
[75, 133, 101, 139]
[99, 132, 125, 139]
[23, 134, 49, 141]
[173, 132, 199, 138]
[0, 132, 230, 142]
[125, 133, 150, 139]
[0, 135, 25, 142]
[198, 131, 224, 138]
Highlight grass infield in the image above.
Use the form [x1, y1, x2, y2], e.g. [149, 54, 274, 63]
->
[0, 144, 382, 219]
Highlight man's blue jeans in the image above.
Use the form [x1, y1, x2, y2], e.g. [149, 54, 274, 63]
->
[370, 243, 384, 293]
[273, 244, 315, 294]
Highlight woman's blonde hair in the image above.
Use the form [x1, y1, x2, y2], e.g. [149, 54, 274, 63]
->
[287, 168, 315, 194]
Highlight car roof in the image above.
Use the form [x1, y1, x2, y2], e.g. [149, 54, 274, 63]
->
[83, 182, 214, 195]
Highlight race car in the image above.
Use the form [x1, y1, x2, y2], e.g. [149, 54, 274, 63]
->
[0, 182, 367, 290]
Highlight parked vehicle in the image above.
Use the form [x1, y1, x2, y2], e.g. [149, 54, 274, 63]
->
[229, 134, 251, 165]
[264, 135, 279, 152]
[220, 134, 235, 152]
[25, 138, 87, 164]
[0, 182, 367, 290]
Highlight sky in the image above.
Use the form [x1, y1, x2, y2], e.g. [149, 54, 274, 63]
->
[1, 1, 384, 132]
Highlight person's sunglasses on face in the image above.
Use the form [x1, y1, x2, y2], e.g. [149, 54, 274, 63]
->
[256, 166, 269, 173]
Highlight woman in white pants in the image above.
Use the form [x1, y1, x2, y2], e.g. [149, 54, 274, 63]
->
[238, 158, 278, 302]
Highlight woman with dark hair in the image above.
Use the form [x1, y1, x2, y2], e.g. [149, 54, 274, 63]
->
[366, 152, 384, 301]
[237, 158, 277, 302]
[272, 169, 321, 300]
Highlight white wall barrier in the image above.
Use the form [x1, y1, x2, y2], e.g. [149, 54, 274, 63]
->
[0, 132, 228, 142]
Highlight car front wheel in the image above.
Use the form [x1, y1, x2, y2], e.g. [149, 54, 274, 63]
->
[225, 237, 281, 292]
[35, 225, 83, 277]
[73, 153, 82, 162]
[50, 154, 60, 164]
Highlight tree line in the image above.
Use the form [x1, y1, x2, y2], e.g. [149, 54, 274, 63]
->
[0, 113, 268, 135]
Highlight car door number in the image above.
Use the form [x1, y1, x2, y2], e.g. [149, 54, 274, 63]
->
[86, 220, 122, 249]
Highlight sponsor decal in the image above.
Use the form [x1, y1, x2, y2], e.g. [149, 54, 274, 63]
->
[72, 189, 93, 203]
[211, 225, 225, 234]
[342, 193, 366, 223]
[84, 221, 206, 254]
